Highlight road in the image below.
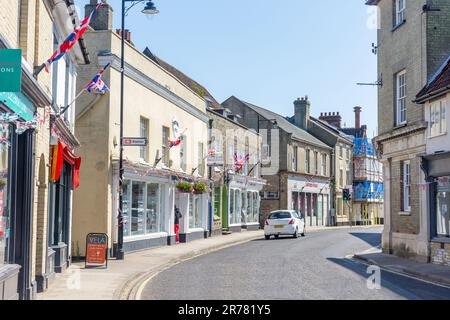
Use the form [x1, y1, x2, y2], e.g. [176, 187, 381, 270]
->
[140, 227, 450, 300]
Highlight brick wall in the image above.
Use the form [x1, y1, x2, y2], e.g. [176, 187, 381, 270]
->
[0, 0, 19, 47]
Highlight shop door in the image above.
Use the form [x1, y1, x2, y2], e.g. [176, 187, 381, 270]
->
[311, 194, 318, 226]
[317, 195, 323, 226]
[305, 194, 311, 227]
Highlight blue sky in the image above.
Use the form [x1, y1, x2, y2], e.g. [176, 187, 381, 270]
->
[76, 0, 378, 137]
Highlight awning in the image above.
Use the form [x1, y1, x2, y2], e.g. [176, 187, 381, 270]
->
[50, 140, 81, 189]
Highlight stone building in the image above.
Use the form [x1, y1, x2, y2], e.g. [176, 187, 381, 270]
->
[367, 0, 450, 262]
[222, 96, 332, 227]
[140, 48, 265, 235]
[73, 2, 210, 257]
[288, 99, 354, 226]
[0, 0, 88, 299]
[415, 54, 450, 266]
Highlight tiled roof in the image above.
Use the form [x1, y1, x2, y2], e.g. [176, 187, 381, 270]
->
[143, 47, 222, 109]
[416, 54, 450, 102]
[240, 100, 331, 150]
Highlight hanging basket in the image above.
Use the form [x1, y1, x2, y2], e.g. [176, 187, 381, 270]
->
[176, 181, 193, 193]
[192, 182, 207, 195]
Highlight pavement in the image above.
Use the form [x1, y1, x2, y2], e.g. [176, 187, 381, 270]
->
[353, 250, 450, 287]
[38, 225, 352, 300]
[139, 226, 450, 300]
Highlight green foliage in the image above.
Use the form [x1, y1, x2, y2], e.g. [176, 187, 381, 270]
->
[193, 182, 207, 194]
[176, 181, 193, 193]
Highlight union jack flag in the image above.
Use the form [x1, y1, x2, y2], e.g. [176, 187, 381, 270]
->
[44, 2, 104, 73]
[233, 153, 250, 172]
[85, 63, 110, 94]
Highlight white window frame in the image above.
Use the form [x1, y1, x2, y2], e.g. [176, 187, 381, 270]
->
[140, 117, 149, 162]
[429, 99, 447, 137]
[403, 160, 411, 212]
[396, 70, 407, 125]
[322, 154, 327, 176]
[396, 0, 406, 26]
[292, 146, 298, 172]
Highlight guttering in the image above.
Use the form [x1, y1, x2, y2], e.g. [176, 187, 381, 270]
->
[414, 86, 450, 104]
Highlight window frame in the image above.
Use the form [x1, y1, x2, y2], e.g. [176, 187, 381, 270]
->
[161, 126, 170, 166]
[321, 154, 327, 176]
[139, 117, 149, 162]
[429, 99, 447, 138]
[403, 160, 411, 212]
[396, 70, 407, 126]
[395, 0, 406, 27]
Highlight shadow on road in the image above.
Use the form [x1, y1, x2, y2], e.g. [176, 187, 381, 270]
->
[349, 232, 381, 247]
[327, 257, 450, 300]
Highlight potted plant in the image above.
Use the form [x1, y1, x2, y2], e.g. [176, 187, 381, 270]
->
[0, 179, 6, 190]
[193, 182, 207, 195]
[176, 181, 193, 193]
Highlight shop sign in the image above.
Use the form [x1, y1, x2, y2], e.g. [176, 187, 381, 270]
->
[207, 154, 224, 166]
[0, 49, 21, 92]
[0, 91, 34, 121]
[122, 137, 148, 147]
[85, 233, 108, 268]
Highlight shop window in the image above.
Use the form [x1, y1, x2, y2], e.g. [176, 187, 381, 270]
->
[131, 181, 145, 236]
[436, 177, 450, 237]
[189, 194, 203, 229]
[234, 189, 241, 224]
[229, 189, 235, 224]
[146, 183, 160, 233]
[402, 160, 411, 212]
[122, 180, 131, 237]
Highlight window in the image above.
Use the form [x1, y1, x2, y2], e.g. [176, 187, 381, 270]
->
[180, 135, 186, 172]
[322, 154, 327, 176]
[140, 117, 149, 162]
[189, 194, 203, 229]
[198, 142, 205, 176]
[0, 122, 10, 267]
[430, 100, 447, 137]
[436, 177, 450, 237]
[346, 148, 350, 160]
[339, 169, 344, 187]
[402, 160, 411, 211]
[269, 211, 292, 219]
[131, 181, 145, 236]
[396, 70, 407, 125]
[306, 149, 311, 174]
[346, 169, 351, 186]
[244, 137, 250, 175]
[292, 146, 298, 172]
[314, 151, 318, 175]
[339, 146, 343, 158]
[162, 126, 170, 166]
[395, 0, 406, 26]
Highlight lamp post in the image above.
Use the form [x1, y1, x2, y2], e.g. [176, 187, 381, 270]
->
[117, 0, 159, 260]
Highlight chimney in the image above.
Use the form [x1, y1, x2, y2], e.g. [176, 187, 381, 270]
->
[354, 106, 362, 129]
[116, 29, 133, 44]
[318, 111, 342, 128]
[293, 96, 310, 130]
[85, 0, 114, 31]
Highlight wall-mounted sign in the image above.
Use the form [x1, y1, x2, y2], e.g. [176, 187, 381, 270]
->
[85, 233, 108, 268]
[0, 91, 34, 121]
[122, 137, 148, 147]
[0, 49, 22, 92]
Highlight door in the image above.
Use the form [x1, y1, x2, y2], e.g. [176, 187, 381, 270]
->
[317, 195, 323, 226]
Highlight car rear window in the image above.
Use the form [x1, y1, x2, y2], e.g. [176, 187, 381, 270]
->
[269, 212, 292, 219]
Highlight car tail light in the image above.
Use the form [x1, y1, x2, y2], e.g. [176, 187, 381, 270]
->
[264, 219, 269, 226]
[289, 219, 295, 225]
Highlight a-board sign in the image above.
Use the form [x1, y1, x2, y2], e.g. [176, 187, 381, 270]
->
[85, 233, 108, 268]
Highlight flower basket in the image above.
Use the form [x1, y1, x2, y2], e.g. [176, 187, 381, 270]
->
[176, 181, 193, 193]
[193, 182, 207, 195]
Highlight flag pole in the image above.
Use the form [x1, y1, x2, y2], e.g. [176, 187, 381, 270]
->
[59, 89, 85, 116]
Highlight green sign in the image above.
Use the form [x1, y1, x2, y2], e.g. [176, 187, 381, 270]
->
[0, 91, 34, 121]
[0, 49, 22, 92]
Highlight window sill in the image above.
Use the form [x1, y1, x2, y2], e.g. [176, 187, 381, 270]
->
[398, 211, 411, 216]
[428, 132, 448, 139]
[391, 20, 406, 32]
[394, 122, 407, 130]
[431, 237, 450, 244]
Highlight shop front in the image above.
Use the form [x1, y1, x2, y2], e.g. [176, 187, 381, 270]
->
[118, 161, 211, 252]
[225, 174, 264, 233]
[0, 92, 37, 300]
[287, 176, 331, 227]
[424, 153, 450, 266]
[47, 119, 81, 278]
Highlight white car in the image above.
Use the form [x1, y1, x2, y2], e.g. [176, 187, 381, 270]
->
[264, 210, 305, 240]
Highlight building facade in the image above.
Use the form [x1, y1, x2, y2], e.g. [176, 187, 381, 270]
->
[415, 55, 450, 266]
[73, 2, 210, 257]
[222, 96, 332, 227]
[368, 0, 450, 262]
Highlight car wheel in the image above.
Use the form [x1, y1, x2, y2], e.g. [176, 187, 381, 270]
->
[274, 235, 279, 239]
[293, 228, 298, 239]
[265, 235, 271, 240]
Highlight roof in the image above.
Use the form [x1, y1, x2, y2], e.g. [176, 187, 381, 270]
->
[143, 47, 222, 109]
[416, 54, 450, 103]
[365, 0, 380, 5]
[239, 100, 331, 150]
[309, 117, 354, 143]
[340, 127, 366, 138]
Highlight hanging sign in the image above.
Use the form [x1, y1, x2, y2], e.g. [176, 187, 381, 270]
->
[85, 233, 108, 268]
[0, 49, 22, 92]
[122, 137, 148, 147]
[0, 92, 34, 121]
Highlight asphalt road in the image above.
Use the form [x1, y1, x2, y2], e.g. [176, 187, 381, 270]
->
[140, 227, 450, 300]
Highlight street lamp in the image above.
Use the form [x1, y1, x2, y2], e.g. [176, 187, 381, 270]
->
[117, 0, 159, 260]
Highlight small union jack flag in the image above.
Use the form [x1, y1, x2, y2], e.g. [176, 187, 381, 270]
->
[85, 63, 110, 94]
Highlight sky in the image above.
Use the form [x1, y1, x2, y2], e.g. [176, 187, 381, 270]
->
[76, 0, 378, 137]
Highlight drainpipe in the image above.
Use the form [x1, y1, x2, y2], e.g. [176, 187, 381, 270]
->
[208, 118, 213, 237]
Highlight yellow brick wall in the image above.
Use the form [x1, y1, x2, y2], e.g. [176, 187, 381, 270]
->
[0, 0, 20, 47]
